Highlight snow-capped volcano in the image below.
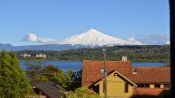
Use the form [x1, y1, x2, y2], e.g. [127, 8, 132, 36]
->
[0, 29, 145, 51]
[60, 29, 144, 46]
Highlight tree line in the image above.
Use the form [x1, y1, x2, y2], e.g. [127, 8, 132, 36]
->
[17, 45, 170, 63]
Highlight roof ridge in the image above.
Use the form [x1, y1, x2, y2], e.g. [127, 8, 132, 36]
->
[83, 60, 131, 62]
[133, 66, 170, 68]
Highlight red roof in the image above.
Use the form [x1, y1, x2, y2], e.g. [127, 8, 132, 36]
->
[82, 60, 132, 87]
[129, 67, 170, 83]
[82, 60, 170, 87]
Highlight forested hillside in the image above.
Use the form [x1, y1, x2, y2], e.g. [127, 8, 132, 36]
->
[16, 45, 170, 63]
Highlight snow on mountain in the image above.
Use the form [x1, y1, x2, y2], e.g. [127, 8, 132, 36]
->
[60, 29, 145, 46]
[0, 29, 146, 51]
[127, 37, 145, 45]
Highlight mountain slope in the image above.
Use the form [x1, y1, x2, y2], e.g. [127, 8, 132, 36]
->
[0, 44, 86, 51]
[0, 29, 145, 51]
[60, 29, 144, 46]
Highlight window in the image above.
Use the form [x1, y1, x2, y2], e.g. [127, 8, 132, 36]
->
[103, 82, 105, 93]
[155, 84, 160, 88]
[100, 68, 104, 74]
[124, 82, 129, 93]
[132, 68, 137, 74]
[164, 84, 171, 88]
[137, 83, 149, 88]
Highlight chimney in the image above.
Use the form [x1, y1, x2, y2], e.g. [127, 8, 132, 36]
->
[132, 68, 137, 74]
[122, 56, 127, 61]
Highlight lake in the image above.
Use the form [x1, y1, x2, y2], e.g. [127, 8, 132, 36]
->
[20, 60, 168, 72]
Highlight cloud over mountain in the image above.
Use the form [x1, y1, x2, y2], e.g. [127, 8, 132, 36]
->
[23, 33, 60, 44]
[23, 33, 38, 42]
[133, 34, 169, 45]
[22, 30, 169, 45]
[165, 40, 170, 45]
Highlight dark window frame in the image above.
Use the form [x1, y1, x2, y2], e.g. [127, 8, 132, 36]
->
[137, 83, 149, 88]
[124, 82, 129, 93]
[155, 84, 161, 88]
[164, 84, 171, 88]
[103, 81, 105, 93]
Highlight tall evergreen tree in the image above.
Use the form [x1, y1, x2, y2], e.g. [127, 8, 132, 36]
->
[0, 50, 31, 98]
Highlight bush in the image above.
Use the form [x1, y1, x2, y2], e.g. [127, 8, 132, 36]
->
[61, 87, 101, 98]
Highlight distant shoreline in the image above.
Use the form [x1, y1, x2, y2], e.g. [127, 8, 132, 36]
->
[19, 59, 170, 63]
[16, 45, 170, 63]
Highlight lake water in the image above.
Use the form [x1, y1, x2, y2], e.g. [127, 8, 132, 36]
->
[20, 60, 168, 72]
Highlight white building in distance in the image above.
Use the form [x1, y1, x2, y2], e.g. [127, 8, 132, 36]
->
[21, 53, 31, 58]
[36, 54, 47, 58]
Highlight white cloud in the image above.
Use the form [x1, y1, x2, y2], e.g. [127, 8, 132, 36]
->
[23, 33, 38, 42]
[166, 40, 170, 45]
[23, 33, 60, 44]
[127, 37, 146, 45]
[134, 34, 169, 45]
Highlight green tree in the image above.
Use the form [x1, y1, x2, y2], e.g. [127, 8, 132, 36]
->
[0, 50, 31, 98]
[25, 59, 45, 78]
[69, 69, 82, 91]
[29, 64, 67, 88]
[52, 69, 67, 88]
[65, 69, 74, 90]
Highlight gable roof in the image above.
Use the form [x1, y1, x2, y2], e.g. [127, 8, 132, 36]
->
[94, 70, 137, 86]
[82, 60, 170, 88]
[32, 81, 65, 98]
[82, 60, 132, 87]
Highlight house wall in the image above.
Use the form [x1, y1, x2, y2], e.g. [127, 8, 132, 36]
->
[134, 83, 170, 95]
[98, 72, 134, 98]
[133, 88, 165, 96]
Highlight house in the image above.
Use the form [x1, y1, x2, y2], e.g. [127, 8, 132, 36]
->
[82, 60, 170, 98]
[31, 81, 65, 98]
[21, 53, 31, 58]
[36, 54, 47, 58]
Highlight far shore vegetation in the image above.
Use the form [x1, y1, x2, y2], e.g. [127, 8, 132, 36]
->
[17, 45, 170, 63]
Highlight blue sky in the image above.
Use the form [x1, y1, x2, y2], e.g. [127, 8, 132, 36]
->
[0, 0, 169, 45]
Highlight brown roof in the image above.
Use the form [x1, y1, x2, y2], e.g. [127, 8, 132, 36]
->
[130, 66, 170, 83]
[82, 60, 132, 87]
[82, 60, 170, 87]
